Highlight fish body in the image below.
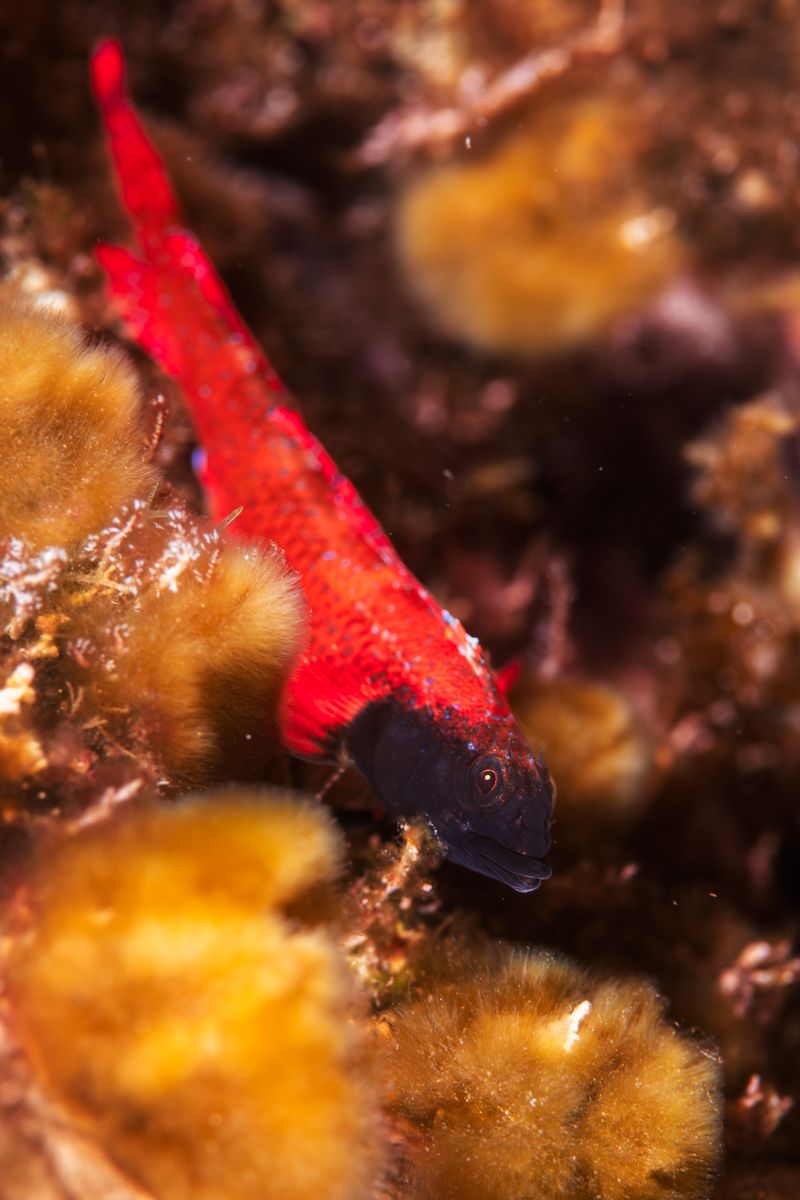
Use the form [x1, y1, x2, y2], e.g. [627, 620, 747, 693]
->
[91, 40, 553, 891]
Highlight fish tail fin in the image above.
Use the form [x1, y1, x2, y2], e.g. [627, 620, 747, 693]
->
[93, 41, 290, 427]
[91, 40, 181, 247]
[91, 39, 271, 364]
[92, 40, 404, 566]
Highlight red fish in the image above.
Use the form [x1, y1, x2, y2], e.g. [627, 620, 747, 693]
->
[90, 40, 552, 891]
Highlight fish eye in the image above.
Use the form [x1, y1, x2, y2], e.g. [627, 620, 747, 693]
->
[470, 756, 504, 807]
[478, 768, 498, 794]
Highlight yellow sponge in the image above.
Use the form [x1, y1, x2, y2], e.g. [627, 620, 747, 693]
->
[8, 790, 381, 1200]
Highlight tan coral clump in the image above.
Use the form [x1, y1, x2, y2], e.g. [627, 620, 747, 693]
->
[660, 391, 800, 753]
[0, 292, 305, 795]
[395, 95, 684, 356]
[0, 292, 158, 549]
[5, 789, 380, 1200]
[381, 946, 722, 1200]
[63, 501, 305, 783]
[1, 497, 304, 792]
[684, 393, 798, 545]
[511, 675, 654, 842]
[0, 506, 304, 791]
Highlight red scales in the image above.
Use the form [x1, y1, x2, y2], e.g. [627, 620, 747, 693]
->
[91, 40, 553, 891]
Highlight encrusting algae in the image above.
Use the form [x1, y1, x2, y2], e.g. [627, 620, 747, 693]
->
[380, 946, 723, 1200]
[5, 790, 381, 1200]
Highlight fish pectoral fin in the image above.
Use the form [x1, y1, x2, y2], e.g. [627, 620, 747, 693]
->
[281, 654, 383, 759]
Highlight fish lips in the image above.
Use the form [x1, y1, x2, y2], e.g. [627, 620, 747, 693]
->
[461, 832, 551, 893]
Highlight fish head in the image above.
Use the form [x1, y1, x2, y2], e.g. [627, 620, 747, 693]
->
[347, 701, 553, 892]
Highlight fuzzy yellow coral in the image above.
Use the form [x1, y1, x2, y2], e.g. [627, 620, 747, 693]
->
[0, 293, 305, 789]
[65, 501, 305, 782]
[395, 96, 683, 355]
[1, 481, 304, 790]
[0, 292, 157, 549]
[381, 946, 722, 1200]
[0, 504, 304, 790]
[511, 675, 653, 837]
[7, 790, 380, 1200]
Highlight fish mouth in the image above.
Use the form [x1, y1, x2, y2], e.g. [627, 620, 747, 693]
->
[463, 833, 551, 893]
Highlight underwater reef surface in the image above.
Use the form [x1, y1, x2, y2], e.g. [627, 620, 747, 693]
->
[1, 2, 800, 1197]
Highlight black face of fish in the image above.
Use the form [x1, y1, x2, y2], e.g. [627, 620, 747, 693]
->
[347, 701, 553, 892]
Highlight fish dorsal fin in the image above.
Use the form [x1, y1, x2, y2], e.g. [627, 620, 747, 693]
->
[494, 657, 522, 696]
